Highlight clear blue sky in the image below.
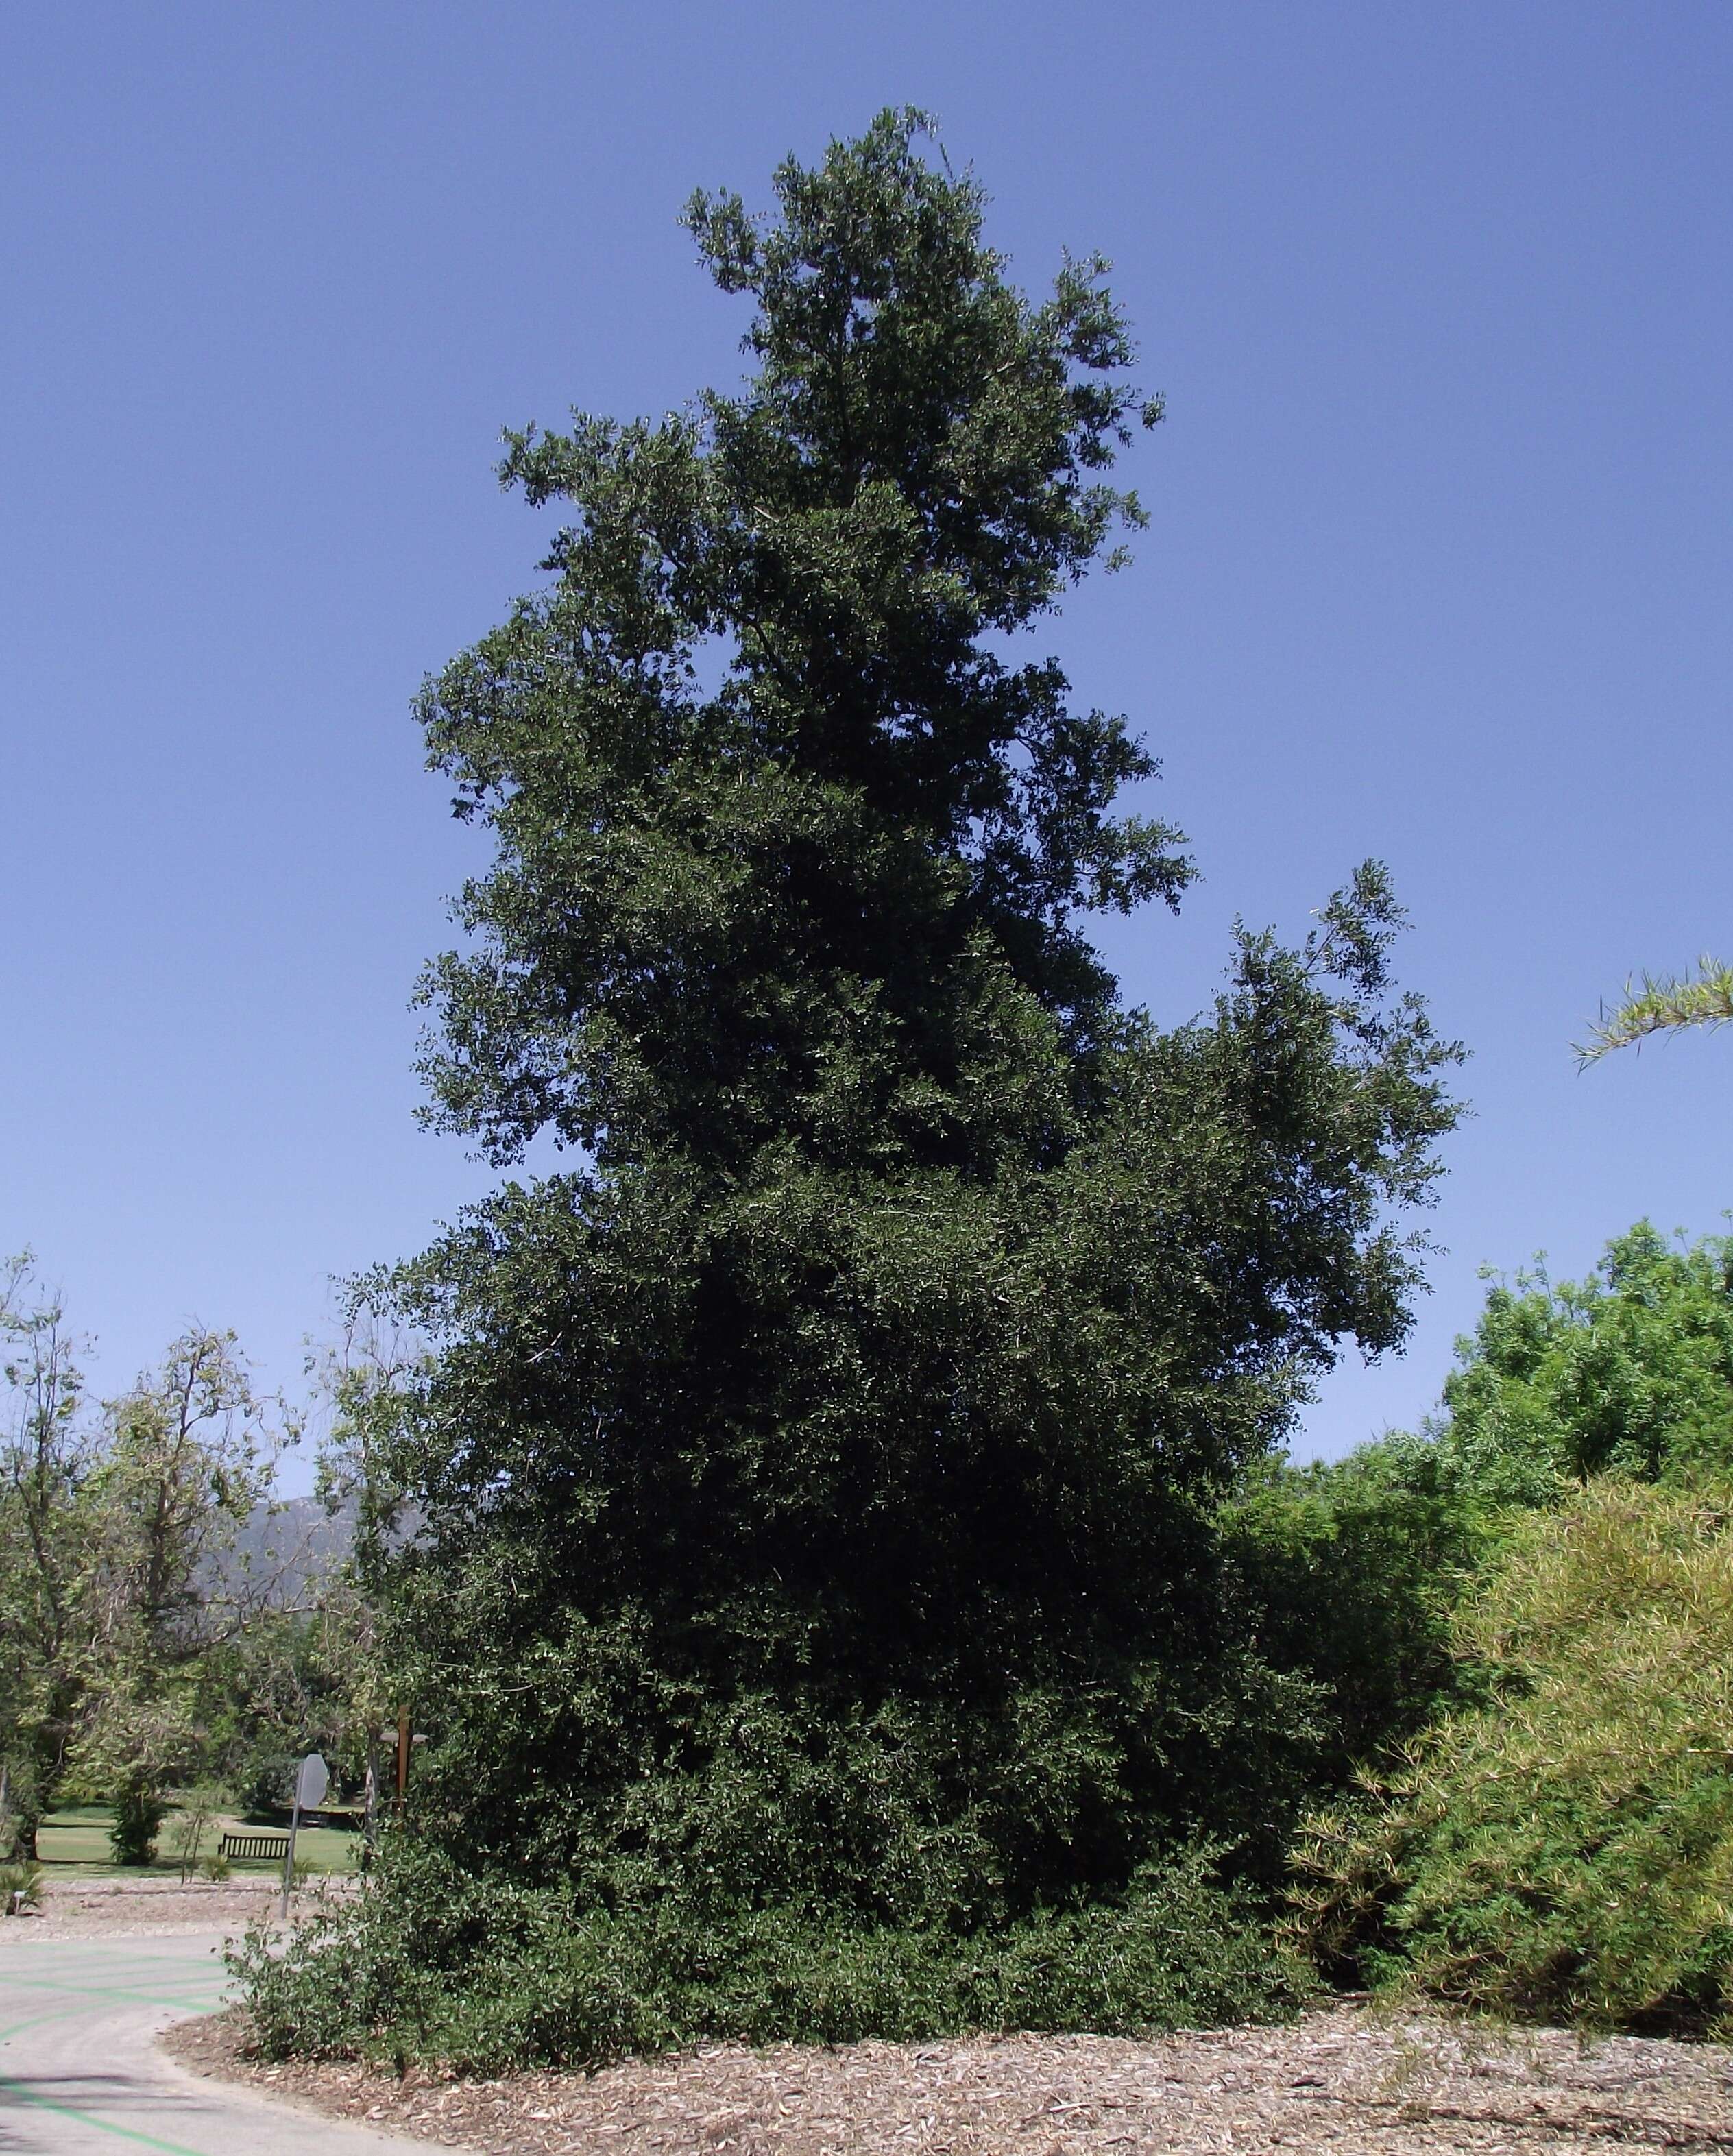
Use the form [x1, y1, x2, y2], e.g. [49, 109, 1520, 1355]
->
[4, 1, 1730, 1477]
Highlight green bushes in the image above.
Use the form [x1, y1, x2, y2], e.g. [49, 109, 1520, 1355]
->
[240, 1212, 1733, 2059]
[1222, 1431, 1500, 1780]
[1276, 1224, 1733, 2034]
[1289, 1477, 1733, 2033]
[1435, 1223, 1733, 1497]
[230, 1844, 1311, 2074]
[108, 1782, 167, 1866]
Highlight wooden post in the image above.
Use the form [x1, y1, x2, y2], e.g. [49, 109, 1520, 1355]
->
[395, 1705, 411, 1811]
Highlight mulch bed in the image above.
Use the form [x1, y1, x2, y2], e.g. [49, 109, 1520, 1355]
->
[5, 1873, 361, 1939]
[162, 2002, 1733, 2154]
[15, 1877, 280, 1939]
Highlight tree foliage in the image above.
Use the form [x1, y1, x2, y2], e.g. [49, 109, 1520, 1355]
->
[1241, 1220, 1733, 1790]
[1431, 1222, 1733, 1498]
[1283, 1223, 1733, 2029]
[237, 1843, 1311, 2073]
[0, 1264, 325, 1859]
[0, 1256, 95, 1854]
[1221, 1430, 1496, 1788]
[260, 112, 1458, 2057]
[75, 1328, 293, 1838]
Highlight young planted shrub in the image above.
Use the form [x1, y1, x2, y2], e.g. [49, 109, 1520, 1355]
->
[1289, 1476, 1733, 2032]
[0, 1861, 43, 1916]
[108, 1781, 167, 1867]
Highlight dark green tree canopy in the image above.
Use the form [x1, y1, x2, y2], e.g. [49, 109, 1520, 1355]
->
[356, 113, 1461, 1937]
[418, 110, 1191, 1176]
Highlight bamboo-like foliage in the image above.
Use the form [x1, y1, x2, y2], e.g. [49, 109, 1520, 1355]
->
[1577, 956, 1733, 1064]
[1287, 1478, 1733, 2032]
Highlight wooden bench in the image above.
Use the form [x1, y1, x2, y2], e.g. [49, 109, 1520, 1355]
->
[217, 1831, 291, 1862]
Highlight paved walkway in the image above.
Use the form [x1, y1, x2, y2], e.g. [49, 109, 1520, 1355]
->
[0, 1930, 435, 2155]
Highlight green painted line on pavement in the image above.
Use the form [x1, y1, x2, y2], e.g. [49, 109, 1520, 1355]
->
[0, 1961, 231, 2153]
[0, 2067, 216, 2156]
[1, 1947, 231, 1974]
[0, 1968, 228, 2011]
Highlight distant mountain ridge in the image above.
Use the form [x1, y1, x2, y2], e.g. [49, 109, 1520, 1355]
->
[216, 1496, 355, 1606]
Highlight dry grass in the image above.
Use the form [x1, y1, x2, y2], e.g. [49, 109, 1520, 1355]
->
[164, 2001, 1733, 2153]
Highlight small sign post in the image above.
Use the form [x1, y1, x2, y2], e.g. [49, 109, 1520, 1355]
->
[280, 1752, 329, 1919]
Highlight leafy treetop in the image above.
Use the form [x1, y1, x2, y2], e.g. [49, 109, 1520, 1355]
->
[417, 108, 1191, 1177]
[1435, 1222, 1733, 1497]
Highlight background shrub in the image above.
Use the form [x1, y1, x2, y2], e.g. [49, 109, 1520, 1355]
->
[108, 1784, 167, 1867]
[1288, 1477, 1733, 2033]
[1222, 1430, 1501, 1782]
[1434, 1223, 1733, 1497]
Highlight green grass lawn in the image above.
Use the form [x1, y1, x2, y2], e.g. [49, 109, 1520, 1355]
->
[36, 1803, 361, 1878]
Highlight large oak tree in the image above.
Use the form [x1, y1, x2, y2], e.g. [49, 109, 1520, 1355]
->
[354, 111, 1460, 1930]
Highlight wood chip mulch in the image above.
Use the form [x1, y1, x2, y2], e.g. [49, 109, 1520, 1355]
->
[162, 2002, 1733, 2155]
[13, 1878, 284, 1939]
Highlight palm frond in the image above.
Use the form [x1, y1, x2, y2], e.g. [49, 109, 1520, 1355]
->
[1576, 955, 1733, 1066]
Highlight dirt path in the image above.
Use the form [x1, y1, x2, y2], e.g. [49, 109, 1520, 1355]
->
[166, 2002, 1733, 2154]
